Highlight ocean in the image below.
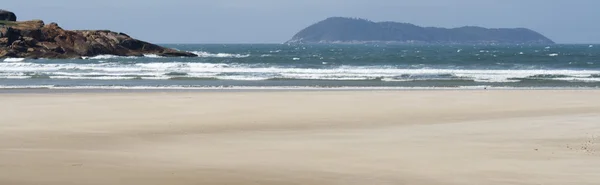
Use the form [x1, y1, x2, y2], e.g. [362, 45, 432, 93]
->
[1, 44, 599, 90]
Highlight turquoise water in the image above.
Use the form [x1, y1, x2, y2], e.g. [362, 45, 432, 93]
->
[1, 44, 599, 89]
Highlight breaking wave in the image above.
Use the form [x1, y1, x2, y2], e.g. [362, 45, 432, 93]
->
[2, 62, 600, 83]
[191, 51, 250, 58]
[3, 58, 26, 62]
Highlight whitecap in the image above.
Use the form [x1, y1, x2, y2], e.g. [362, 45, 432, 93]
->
[49, 76, 138, 80]
[82, 55, 119, 60]
[3, 58, 25, 62]
[4, 61, 600, 84]
[553, 77, 600, 82]
[143, 54, 163, 58]
[192, 51, 250, 58]
[83, 55, 138, 60]
[380, 78, 413, 82]
[292, 58, 300, 61]
[549, 53, 559, 57]
[215, 76, 271, 81]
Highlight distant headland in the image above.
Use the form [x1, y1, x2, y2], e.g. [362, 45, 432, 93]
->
[0, 9, 196, 59]
[287, 17, 555, 44]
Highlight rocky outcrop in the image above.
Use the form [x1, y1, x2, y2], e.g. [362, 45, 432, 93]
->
[1, 20, 197, 59]
[0, 10, 16, 21]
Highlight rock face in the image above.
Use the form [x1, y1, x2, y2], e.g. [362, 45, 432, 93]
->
[0, 10, 16, 21]
[1, 20, 197, 59]
[288, 17, 555, 44]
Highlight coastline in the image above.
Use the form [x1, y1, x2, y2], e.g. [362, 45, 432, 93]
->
[1, 86, 600, 94]
[2, 90, 600, 185]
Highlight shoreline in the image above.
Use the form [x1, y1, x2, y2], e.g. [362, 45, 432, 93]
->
[1, 86, 599, 94]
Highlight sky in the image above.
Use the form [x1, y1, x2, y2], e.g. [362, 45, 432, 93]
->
[4, 0, 600, 44]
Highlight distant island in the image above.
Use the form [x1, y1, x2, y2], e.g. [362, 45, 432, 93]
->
[287, 17, 554, 44]
[1, 9, 196, 59]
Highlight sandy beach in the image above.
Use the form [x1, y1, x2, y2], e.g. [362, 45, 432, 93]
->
[1, 90, 599, 185]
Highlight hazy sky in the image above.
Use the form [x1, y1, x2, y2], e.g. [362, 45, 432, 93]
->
[4, 0, 599, 44]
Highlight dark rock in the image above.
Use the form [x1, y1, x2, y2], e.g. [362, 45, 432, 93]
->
[22, 37, 38, 46]
[0, 26, 8, 37]
[0, 49, 17, 58]
[19, 29, 44, 40]
[41, 23, 63, 42]
[0, 26, 20, 45]
[37, 42, 62, 52]
[0, 10, 17, 21]
[120, 39, 159, 51]
[9, 40, 27, 52]
[0, 20, 197, 59]
[0, 38, 7, 46]
[288, 17, 555, 44]
[160, 51, 199, 57]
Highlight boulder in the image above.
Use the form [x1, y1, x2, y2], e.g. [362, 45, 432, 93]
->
[22, 37, 38, 46]
[0, 10, 16, 21]
[0, 38, 8, 46]
[0, 26, 19, 45]
[37, 42, 63, 53]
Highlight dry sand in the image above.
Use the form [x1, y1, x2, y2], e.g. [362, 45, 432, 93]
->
[1, 90, 600, 185]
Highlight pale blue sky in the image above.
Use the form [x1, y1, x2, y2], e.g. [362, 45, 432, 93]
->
[4, 0, 599, 43]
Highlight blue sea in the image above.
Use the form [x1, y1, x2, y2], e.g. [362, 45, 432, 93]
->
[1, 44, 599, 90]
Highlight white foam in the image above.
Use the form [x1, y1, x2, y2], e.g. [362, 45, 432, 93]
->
[192, 51, 250, 58]
[549, 53, 559, 57]
[292, 58, 300, 61]
[50, 76, 138, 80]
[83, 55, 138, 60]
[552, 77, 600, 82]
[143, 54, 163, 58]
[0, 85, 596, 91]
[3, 62, 600, 82]
[82, 55, 118, 60]
[3, 58, 25, 62]
[0, 85, 55, 89]
[380, 78, 413, 82]
[590, 45, 594, 48]
[215, 76, 271, 81]
[0, 75, 31, 79]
